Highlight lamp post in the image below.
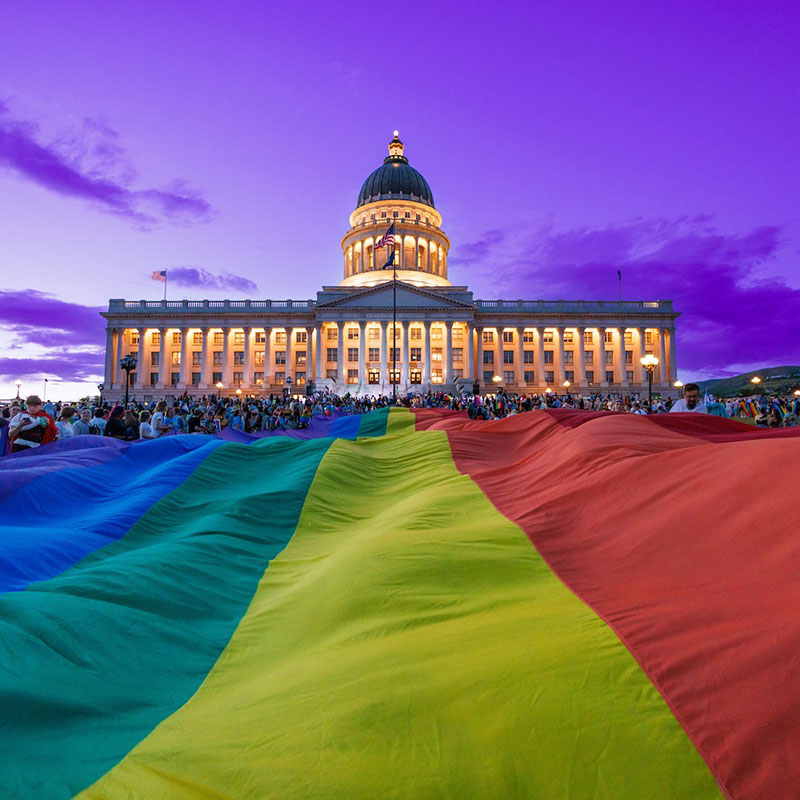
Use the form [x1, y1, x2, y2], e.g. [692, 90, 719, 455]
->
[750, 376, 762, 396]
[119, 355, 137, 408]
[235, 388, 242, 399]
[98, 383, 105, 404]
[216, 381, 223, 402]
[14, 379, 22, 399]
[640, 354, 659, 412]
[562, 380, 571, 394]
[673, 380, 684, 398]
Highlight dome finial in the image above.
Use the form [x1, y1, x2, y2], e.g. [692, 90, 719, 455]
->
[388, 131, 404, 158]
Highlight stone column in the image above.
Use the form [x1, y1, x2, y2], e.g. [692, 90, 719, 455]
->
[358, 321, 366, 388]
[576, 327, 586, 386]
[616, 327, 626, 385]
[315, 323, 323, 381]
[635, 328, 646, 385]
[516, 327, 525, 387]
[305, 326, 314, 385]
[199, 327, 210, 389]
[466, 322, 474, 381]
[401, 321, 410, 386]
[104, 328, 114, 389]
[446, 322, 454, 384]
[180, 327, 190, 387]
[286, 327, 295, 383]
[221, 327, 231, 388]
[535, 328, 545, 386]
[242, 327, 252, 388]
[136, 328, 146, 390]
[659, 327, 668, 385]
[158, 327, 167, 391]
[555, 327, 566, 385]
[380, 321, 389, 384]
[423, 321, 432, 384]
[668, 327, 677, 383]
[476, 326, 484, 386]
[263, 326, 271, 385]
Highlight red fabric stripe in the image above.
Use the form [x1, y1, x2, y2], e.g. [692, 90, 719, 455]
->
[434, 409, 800, 800]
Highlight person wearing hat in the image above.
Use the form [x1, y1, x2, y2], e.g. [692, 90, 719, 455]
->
[8, 395, 57, 453]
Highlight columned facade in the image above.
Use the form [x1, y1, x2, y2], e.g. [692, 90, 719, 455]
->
[101, 135, 680, 399]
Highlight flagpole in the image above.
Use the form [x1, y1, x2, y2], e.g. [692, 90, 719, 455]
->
[164, 269, 168, 302]
[617, 269, 622, 303]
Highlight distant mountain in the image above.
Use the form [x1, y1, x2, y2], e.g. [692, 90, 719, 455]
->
[695, 366, 800, 397]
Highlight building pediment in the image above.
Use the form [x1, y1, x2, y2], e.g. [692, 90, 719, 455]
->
[316, 281, 474, 311]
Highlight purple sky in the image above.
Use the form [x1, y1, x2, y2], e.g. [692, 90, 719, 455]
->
[1, 1, 798, 398]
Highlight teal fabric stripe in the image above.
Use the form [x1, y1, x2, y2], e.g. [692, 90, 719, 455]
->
[0, 436, 332, 800]
[356, 406, 391, 438]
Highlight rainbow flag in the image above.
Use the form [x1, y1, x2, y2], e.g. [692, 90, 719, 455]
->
[1, 408, 799, 799]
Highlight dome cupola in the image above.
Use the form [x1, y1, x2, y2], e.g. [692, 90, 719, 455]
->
[356, 132, 435, 209]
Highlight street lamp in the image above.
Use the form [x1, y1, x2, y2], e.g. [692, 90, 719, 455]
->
[216, 381, 223, 401]
[98, 383, 105, 404]
[563, 380, 571, 391]
[640, 354, 659, 411]
[794, 389, 800, 397]
[119, 355, 137, 407]
[14, 379, 22, 399]
[492, 375, 502, 384]
[673, 380, 683, 396]
[545, 387, 553, 395]
[235, 388, 242, 398]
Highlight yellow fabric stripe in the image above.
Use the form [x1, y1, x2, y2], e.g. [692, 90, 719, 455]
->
[78, 429, 720, 799]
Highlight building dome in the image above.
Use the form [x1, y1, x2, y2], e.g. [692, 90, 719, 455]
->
[356, 133, 435, 209]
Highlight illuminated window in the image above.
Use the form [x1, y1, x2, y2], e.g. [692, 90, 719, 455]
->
[152, 331, 161, 346]
[368, 370, 380, 384]
[347, 369, 359, 384]
[296, 331, 307, 344]
[171, 351, 181, 366]
[369, 327, 380, 340]
[347, 328, 359, 340]
[234, 331, 245, 345]
[255, 331, 266, 343]
[255, 351, 265, 366]
[604, 330, 613, 343]
[432, 348, 443, 362]
[624, 331, 633, 344]
[410, 370, 422, 384]
[326, 327, 338, 341]
[410, 347, 422, 363]
[411, 327, 422, 341]
[275, 371, 285, 385]
[295, 350, 306, 365]
[543, 331, 553, 343]
[193, 331, 203, 345]
[295, 372, 306, 385]
[451, 327, 464, 340]
[130, 331, 140, 345]
[233, 372, 243, 385]
[213, 331, 223, 345]
[522, 330, 534, 343]
[234, 351, 244, 365]
[172, 331, 182, 345]
[584, 330, 594, 344]
[275, 331, 287, 345]
[431, 369, 443, 384]
[453, 347, 463, 362]
[431, 328, 443, 340]
[563, 331, 574, 344]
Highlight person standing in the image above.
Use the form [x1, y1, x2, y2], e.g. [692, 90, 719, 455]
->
[55, 408, 76, 439]
[668, 383, 708, 414]
[8, 395, 57, 453]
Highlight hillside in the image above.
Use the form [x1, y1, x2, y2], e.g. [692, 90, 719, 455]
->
[695, 366, 800, 397]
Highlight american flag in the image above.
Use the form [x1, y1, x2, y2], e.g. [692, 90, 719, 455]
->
[151, 269, 167, 282]
[375, 223, 395, 250]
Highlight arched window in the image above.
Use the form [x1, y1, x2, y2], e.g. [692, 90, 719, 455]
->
[404, 236, 415, 270]
[417, 240, 427, 270]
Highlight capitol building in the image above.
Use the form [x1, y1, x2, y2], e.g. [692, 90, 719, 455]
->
[102, 134, 679, 400]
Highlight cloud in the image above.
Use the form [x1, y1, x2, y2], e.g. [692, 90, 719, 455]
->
[457, 217, 799, 374]
[0, 290, 105, 381]
[0, 100, 214, 227]
[167, 266, 259, 293]
[0, 354, 105, 382]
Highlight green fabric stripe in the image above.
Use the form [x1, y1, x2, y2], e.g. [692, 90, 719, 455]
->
[0, 436, 332, 800]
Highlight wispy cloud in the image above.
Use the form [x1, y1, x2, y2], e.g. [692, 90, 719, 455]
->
[454, 217, 799, 374]
[167, 266, 258, 293]
[0, 100, 214, 227]
[0, 290, 104, 381]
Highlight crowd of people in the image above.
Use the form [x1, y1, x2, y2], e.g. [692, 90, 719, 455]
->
[2, 383, 798, 455]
